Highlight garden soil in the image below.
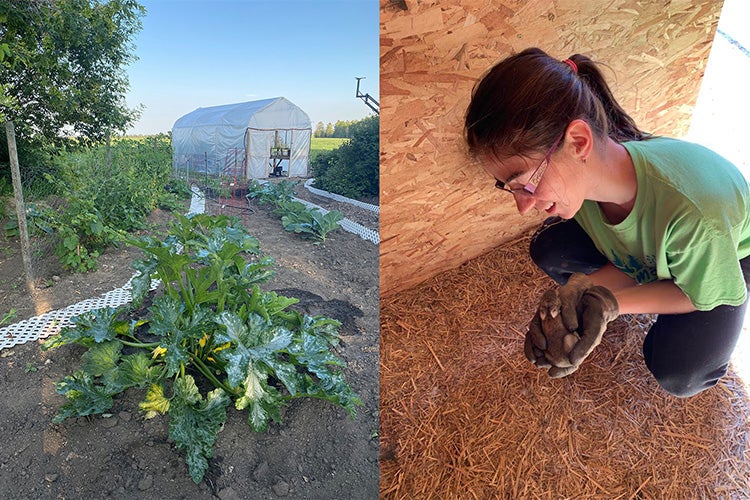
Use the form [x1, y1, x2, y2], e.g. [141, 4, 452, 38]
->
[0, 184, 379, 500]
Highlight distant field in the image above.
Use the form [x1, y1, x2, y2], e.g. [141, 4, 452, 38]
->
[311, 137, 348, 151]
[310, 137, 348, 162]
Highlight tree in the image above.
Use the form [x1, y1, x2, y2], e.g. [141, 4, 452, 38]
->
[314, 121, 325, 138]
[333, 120, 354, 138]
[324, 122, 334, 138]
[0, 0, 144, 150]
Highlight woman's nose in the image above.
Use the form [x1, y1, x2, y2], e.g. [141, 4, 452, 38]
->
[515, 193, 536, 215]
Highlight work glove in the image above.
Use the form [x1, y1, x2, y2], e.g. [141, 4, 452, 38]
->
[567, 285, 619, 367]
[524, 273, 619, 378]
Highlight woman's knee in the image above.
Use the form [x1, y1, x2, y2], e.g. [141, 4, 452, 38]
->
[643, 326, 732, 397]
[646, 362, 728, 398]
[529, 217, 607, 284]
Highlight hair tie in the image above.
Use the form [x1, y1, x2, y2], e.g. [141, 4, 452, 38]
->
[562, 58, 578, 74]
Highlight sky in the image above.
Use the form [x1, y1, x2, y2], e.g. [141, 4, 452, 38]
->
[124, 0, 379, 135]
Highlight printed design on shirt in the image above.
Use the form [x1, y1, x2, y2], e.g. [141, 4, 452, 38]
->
[610, 252, 657, 284]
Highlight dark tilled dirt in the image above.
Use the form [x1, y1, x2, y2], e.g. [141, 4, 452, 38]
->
[0, 186, 379, 500]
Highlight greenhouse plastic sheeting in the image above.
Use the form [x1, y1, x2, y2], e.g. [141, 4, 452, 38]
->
[172, 97, 312, 178]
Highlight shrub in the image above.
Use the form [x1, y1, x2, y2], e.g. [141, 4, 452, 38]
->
[311, 116, 378, 200]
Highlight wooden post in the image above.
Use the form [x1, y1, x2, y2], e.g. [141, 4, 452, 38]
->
[4, 120, 35, 291]
[106, 129, 111, 169]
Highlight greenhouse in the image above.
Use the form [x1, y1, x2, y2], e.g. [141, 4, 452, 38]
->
[172, 97, 312, 179]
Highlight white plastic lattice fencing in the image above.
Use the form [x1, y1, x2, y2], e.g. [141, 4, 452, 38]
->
[0, 277, 160, 350]
[303, 178, 379, 213]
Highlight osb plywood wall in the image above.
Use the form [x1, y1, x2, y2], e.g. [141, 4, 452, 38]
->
[380, 0, 723, 296]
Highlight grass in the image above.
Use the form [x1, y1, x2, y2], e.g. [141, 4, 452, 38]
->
[310, 137, 348, 162]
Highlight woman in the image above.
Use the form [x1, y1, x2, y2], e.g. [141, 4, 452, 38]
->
[464, 47, 750, 397]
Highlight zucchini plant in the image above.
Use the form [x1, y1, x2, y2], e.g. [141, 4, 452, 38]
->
[42, 213, 360, 483]
[247, 180, 343, 243]
[281, 208, 344, 243]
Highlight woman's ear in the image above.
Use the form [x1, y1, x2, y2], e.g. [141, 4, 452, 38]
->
[565, 119, 594, 162]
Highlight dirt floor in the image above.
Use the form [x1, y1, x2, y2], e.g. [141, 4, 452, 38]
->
[0, 183, 379, 499]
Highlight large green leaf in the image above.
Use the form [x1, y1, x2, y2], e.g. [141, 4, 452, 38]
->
[311, 210, 344, 240]
[42, 307, 125, 350]
[237, 256, 275, 286]
[263, 357, 302, 396]
[52, 370, 114, 423]
[182, 305, 217, 338]
[287, 330, 361, 417]
[148, 295, 185, 335]
[111, 352, 157, 391]
[81, 340, 122, 377]
[234, 364, 283, 432]
[168, 376, 230, 483]
[130, 257, 157, 306]
[214, 311, 292, 389]
[302, 315, 342, 346]
[148, 296, 190, 376]
[246, 287, 298, 323]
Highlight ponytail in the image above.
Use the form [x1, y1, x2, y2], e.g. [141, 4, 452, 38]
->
[465, 48, 647, 163]
[567, 54, 646, 143]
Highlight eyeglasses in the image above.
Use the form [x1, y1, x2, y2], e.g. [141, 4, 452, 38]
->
[495, 132, 564, 195]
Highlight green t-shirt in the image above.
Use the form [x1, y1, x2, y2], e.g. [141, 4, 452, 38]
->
[574, 137, 750, 311]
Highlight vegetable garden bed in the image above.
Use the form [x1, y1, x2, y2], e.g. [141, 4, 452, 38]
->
[0, 189, 379, 498]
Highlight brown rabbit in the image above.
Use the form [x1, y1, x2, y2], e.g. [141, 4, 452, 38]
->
[538, 289, 581, 375]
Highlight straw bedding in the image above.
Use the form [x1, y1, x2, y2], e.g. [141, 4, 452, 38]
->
[380, 232, 750, 499]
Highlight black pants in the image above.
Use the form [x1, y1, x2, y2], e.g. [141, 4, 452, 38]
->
[529, 217, 748, 397]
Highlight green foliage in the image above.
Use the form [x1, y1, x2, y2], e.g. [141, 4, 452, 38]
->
[1, 309, 16, 327]
[51, 198, 121, 272]
[41, 214, 360, 483]
[313, 120, 360, 138]
[168, 376, 230, 482]
[52, 370, 116, 423]
[158, 173, 192, 212]
[247, 181, 343, 242]
[52, 135, 176, 231]
[165, 177, 194, 199]
[128, 213, 272, 312]
[28, 135, 181, 271]
[4, 202, 55, 239]
[281, 209, 344, 243]
[0, 0, 145, 163]
[247, 179, 297, 205]
[0, 179, 8, 223]
[0, 176, 11, 197]
[311, 116, 379, 200]
[272, 198, 307, 218]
